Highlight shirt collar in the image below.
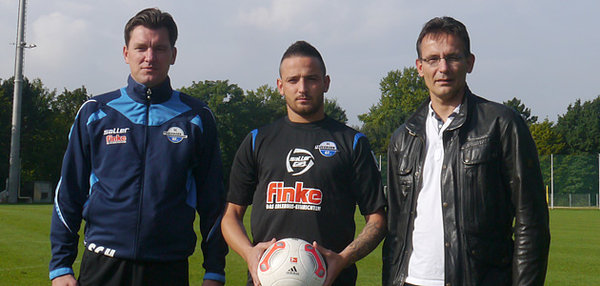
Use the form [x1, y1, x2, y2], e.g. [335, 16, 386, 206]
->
[428, 102, 461, 133]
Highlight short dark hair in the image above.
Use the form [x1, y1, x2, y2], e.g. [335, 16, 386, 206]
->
[416, 17, 471, 58]
[124, 8, 178, 47]
[280, 41, 326, 76]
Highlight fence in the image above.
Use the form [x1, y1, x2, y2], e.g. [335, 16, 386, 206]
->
[540, 154, 600, 209]
[552, 193, 599, 208]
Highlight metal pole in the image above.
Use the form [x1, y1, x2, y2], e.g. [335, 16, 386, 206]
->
[598, 153, 599, 209]
[7, 0, 27, 203]
[550, 154, 554, 209]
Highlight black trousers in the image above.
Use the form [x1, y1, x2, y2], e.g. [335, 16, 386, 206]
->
[78, 249, 189, 286]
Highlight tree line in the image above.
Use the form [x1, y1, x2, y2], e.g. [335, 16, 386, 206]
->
[0, 78, 346, 191]
[359, 67, 600, 194]
[1, 67, 599, 195]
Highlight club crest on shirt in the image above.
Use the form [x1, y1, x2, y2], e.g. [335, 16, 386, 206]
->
[314, 141, 338, 157]
[163, 127, 188, 144]
[286, 148, 315, 176]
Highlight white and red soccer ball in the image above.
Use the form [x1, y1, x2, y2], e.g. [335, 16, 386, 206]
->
[257, 238, 327, 286]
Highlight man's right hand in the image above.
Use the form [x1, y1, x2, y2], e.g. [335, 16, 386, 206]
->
[246, 238, 276, 286]
[52, 274, 77, 286]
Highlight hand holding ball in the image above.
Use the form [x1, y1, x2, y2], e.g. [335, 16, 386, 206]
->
[257, 238, 327, 286]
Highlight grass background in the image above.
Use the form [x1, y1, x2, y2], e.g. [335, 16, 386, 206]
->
[0, 205, 598, 285]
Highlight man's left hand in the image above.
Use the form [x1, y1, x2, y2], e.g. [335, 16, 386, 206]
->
[313, 241, 349, 286]
[202, 280, 224, 286]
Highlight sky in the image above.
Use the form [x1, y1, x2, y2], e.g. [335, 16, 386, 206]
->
[1, 0, 599, 126]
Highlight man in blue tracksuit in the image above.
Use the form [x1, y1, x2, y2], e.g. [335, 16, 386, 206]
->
[49, 8, 227, 286]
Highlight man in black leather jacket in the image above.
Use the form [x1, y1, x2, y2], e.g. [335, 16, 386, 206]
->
[382, 17, 550, 286]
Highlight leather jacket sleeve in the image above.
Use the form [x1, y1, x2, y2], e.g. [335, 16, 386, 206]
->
[503, 112, 550, 285]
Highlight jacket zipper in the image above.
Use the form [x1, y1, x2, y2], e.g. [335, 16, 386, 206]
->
[134, 88, 151, 259]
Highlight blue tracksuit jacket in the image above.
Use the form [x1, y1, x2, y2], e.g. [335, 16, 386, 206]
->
[49, 76, 228, 282]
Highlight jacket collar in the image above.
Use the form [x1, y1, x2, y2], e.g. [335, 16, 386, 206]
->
[405, 86, 473, 136]
[125, 75, 173, 104]
[405, 99, 429, 137]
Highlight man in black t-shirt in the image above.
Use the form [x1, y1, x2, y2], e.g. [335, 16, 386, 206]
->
[221, 41, 387, 286]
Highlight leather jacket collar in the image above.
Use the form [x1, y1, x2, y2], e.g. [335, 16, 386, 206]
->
[405, 87, 472, 136]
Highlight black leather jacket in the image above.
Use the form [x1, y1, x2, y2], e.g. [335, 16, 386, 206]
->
[382, 89, 550, 286]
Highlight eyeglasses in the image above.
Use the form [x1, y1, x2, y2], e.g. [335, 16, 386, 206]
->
[420, 55, 465, 67]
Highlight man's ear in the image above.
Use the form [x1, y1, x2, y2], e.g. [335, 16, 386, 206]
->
[123, 45, 129, 64]
[416, 58, 424, 77]
[466, 53, 475, 73]
[277, 78, 284, 96]
[170, 47, 177, 65]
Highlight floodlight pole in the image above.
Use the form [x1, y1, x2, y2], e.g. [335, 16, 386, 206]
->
[7, 0, 28, 203]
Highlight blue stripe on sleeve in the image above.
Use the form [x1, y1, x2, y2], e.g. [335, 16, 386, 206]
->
[206, 213, 223, 242]
[251, 129, 258, 151]
[68, 99, 99, 139]
[190, 115, 203, 133]
[89, 172, 98, 195]
[86, 109, 107, 126]
[49, 267, 74, 280]
[353, 133, 366, 150]
[67, 124, 75, 140]
[53, 178, 73, 234]
[203, 272, 226, 283]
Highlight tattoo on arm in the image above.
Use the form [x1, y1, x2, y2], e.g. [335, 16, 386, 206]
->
[346, 214, 387, 264]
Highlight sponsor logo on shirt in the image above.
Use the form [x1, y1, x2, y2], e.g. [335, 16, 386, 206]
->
[286, 148, 315, 176]
[103, 128, 129, 135]
[265, 181, 322, 211]
[87, 242, 116, 257]
[315, 141, 338, 157]
[104, 128, 129, 145]
[163, 127, 188, 143]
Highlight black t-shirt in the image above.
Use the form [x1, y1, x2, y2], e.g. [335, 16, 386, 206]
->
[228, 116, 385, 284]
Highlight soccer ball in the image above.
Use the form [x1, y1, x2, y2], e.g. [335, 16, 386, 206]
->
[257, 238, 327, 286]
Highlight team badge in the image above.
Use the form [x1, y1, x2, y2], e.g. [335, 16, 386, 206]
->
[314, 141, 338, 157]
[163, 127, 188, 143]
[286, 148, 315, 176]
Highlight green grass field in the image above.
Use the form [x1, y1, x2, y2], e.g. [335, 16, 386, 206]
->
[0, 206, 598, 285]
